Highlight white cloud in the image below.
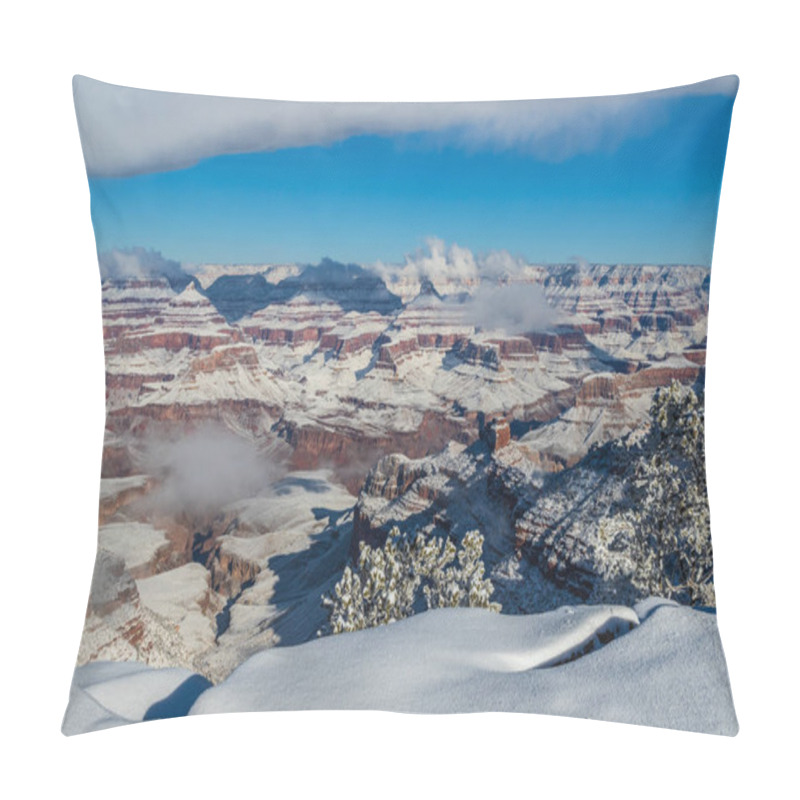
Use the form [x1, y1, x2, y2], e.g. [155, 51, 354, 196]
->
[462, 283, 559, 334]
[372, 237, 478, 285]
[99, 247, 186, 282]
[367, 238, 561, 332]
[143, 425, 284, 515]
[370, 237, 535, 288]
[74, 75, 738, 178]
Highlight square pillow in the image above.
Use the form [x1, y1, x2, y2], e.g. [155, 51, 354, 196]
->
[63, 75, 738, 735]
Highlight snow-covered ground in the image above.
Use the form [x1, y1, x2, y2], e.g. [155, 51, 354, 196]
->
[62, 661, 211, 736]
[63, 599, 737, 736]
[98, 521, 169, 574]
[136, 563, 221, 654]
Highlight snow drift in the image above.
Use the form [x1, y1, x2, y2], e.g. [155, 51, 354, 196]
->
[62, 661, 212, 735]
[60, 599, 738, 735]
[188, 599, 736, 734]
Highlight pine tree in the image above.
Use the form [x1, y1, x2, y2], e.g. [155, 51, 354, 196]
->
[595, 381, 715, 606]
[321, 527, 500, 635]
[423, 529, 500, 611]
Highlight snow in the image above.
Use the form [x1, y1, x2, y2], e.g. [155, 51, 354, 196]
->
[220, 470, 354, 559]
[101, 262, 709, 462]
[98, 522, 168, 573]
[137, 563, 210, 615]
[187, 263, 301, 289]
[62, 661, 211, 736]
[79, 263, 730, 733]
[193, 470, 357, 678]
[99, 475, 150, 501]
[138, 356, 291, 407]
[170, 282, 207, 305]
[190, 601, 737, 735]
[64, 598, 736, 737]
[136, 563, 220, 652]
[101, 280, 176, 304]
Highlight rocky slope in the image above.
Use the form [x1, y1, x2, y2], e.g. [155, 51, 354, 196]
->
[99, 261, 707, 484]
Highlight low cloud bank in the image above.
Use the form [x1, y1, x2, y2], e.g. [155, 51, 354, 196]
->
[143, 426, 284, 515]
[462, 283, 559, 334]
[99, 247, 189, 287]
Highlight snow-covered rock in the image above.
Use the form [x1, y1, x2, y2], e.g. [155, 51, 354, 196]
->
[136, 563, 223, 655]
[101, 263, 709, 492]
[98, 521, 170, 577]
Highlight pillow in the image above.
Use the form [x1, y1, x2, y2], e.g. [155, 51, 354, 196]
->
[63, 75, 739, 736]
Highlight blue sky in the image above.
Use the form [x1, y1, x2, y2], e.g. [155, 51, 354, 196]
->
[83, 85, 736, 267]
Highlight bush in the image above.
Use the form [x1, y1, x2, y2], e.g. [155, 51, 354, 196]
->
[321, 528, 500, 635]
[595, 381, 715, 606]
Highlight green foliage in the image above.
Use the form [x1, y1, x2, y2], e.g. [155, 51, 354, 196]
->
[322, 528, 500, 635]
[595, 381, 715, 606]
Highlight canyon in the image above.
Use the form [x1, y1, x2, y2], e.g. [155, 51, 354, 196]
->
[79, 258, 710, 679]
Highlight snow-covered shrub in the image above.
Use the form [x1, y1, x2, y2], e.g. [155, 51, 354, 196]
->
[322, 535, 419, 634]
[595, 381, 715, 606]
[322, 528, 500, 635]
[422, 530, 500, 610]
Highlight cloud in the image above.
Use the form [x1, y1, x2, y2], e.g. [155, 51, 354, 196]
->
[369, 237, 537, 291]
[368, 238, 561, 332]
[462, 283, 559, 334]
[74, 75, 738, 178]
[372, 237, 478, 286]
[475, 248, 531, 280]
[99, 247, 187, 283]
[567, 255, 590, 271]
[142, 426, 285, 515]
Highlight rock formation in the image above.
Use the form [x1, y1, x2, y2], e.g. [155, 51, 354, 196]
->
[76, 259, 711, 678]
